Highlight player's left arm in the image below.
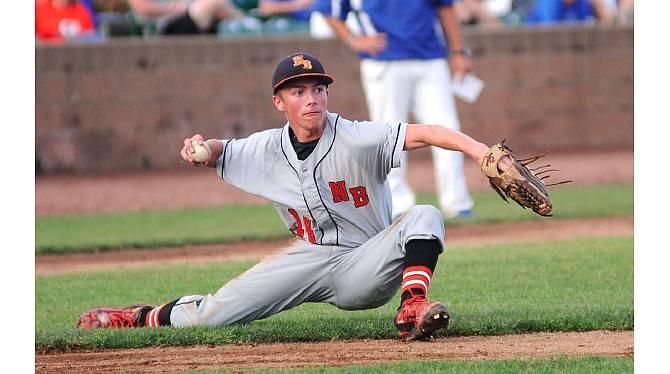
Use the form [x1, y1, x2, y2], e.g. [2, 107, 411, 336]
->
[404, 123, 490, 165]
[437, 3, 472, 80]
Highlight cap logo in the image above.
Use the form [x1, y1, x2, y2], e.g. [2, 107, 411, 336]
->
[292, 55, 312, 70]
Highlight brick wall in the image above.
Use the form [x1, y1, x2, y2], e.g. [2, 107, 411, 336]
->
[35, 24, 633, 174]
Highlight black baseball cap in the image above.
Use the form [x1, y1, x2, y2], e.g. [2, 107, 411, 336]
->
[272, 52, 334, 93]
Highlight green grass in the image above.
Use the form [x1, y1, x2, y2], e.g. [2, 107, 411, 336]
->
[424, 183, 633, 223]
[34, 183, 634, 372]
[35, 236, 633, 350]
[128, 357, 634, 373]
[35, 184, 633, 255]
[242, 356, 633, 373]
[35, 205, 288, 255]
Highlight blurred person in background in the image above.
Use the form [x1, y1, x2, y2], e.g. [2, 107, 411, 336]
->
[316, 0, 477, 220]
[455, 0, 503, 26]
[35, 0, 98, 43]
[598, 0, 633, 24]
[127, 0, 248, 34]
[495, 0, 537, 25]
[256, 0, 340, 38]
[256, 0, 313, 21]
[615, 0, 633, 24]
[525, 0, 614, 25]
[79, 0, 98, 25]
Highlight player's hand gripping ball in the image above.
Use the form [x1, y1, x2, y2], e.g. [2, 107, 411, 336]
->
[189, 140, 211, 163]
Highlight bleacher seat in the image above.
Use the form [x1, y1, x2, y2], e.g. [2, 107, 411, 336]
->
[218, 17, 264, 36]
[96, 12, 132, 37]
[127, 11, 158, 37]
[232, 0, 261, 13]
[262, 16, 310, 34]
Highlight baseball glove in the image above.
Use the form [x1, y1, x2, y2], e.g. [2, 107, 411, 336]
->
[481, 141, 570, 216]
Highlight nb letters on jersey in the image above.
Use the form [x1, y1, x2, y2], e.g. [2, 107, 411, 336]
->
[217, 112, 406, 247]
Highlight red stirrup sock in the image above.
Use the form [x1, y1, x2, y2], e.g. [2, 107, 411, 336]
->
[400, 239, 440, 305]
[142, 299, 178, 327]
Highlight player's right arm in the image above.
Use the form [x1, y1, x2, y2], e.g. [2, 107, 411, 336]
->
[181, 134, 223, 167]
[320, 12, 387, 56]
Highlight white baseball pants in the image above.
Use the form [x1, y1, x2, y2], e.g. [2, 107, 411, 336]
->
[359, 58, 474, 218]
[168, 205, 445, 327]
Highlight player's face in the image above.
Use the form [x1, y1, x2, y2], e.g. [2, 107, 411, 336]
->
[273, 78, 329, 141]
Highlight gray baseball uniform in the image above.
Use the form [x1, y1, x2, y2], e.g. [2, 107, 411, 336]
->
[169, 111, 446, 327]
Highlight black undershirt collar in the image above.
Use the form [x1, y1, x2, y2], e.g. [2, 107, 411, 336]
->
[289, 127, 319, 161]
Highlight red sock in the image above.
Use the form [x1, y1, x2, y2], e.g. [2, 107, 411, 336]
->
[144, 300, 176, 327]
[400, 266, 432, 304]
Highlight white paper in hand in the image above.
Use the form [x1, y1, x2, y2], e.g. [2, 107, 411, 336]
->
[452, 73, 485, 103]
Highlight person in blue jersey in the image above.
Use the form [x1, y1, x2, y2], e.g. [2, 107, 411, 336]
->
[315, 0, 476, 220]
[525, 0, 613, 25]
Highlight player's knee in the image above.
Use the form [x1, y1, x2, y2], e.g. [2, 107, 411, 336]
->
[404, 205, 443, 225]
[397, 205, 445, 245]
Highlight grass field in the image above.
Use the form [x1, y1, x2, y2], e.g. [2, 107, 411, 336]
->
[35, 183, 634, 372]
[35, 184, 633, 255]
[242, 357, 634, 373]
[36, 236, 633, 349]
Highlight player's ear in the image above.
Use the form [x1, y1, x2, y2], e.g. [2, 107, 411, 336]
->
[273, 94, 285, 112]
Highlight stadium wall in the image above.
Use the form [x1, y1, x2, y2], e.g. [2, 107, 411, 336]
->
[35, 24, 633, 174]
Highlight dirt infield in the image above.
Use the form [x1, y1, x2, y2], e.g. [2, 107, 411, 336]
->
[36, 331, 633, 373]
[35, 150, 634, 372]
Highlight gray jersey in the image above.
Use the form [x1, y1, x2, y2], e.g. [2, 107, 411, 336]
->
[216, 111, 407, 248]
[170, 112, 446, 327]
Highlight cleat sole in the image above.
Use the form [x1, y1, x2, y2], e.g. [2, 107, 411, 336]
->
[403, 305, 450, 342]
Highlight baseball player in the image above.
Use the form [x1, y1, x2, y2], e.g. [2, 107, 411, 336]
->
[315, 0, 475, 220]
[77, 52, 496, 341]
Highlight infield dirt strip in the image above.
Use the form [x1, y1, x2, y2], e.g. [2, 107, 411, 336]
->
[35, 331, 633, 373]
[35, 150, 634, 372]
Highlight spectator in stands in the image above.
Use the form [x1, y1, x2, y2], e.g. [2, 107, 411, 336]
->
[127, 0, 248, 34]
[86, 0, 132, 37]
[615, 0, 633, 24]
[454, 0, 503, 26]
[256, 0, 313, 21]
[496, 0, 537, 25]
[525, 0, 613, 25]
[79, 0, 98, 25]
[35, 0, 98, 43]
[255, 0, 337, 37]
[93, 0, 130, 11]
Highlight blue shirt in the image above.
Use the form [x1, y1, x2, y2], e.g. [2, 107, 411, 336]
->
[264, 0, 314, 21]
[525, 0, 596, 25]
[314, 0, 455, 61]
[79, 0, 97, 26]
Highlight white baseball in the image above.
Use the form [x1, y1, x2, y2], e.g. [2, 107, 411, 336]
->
[190, 140, 211, 163]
